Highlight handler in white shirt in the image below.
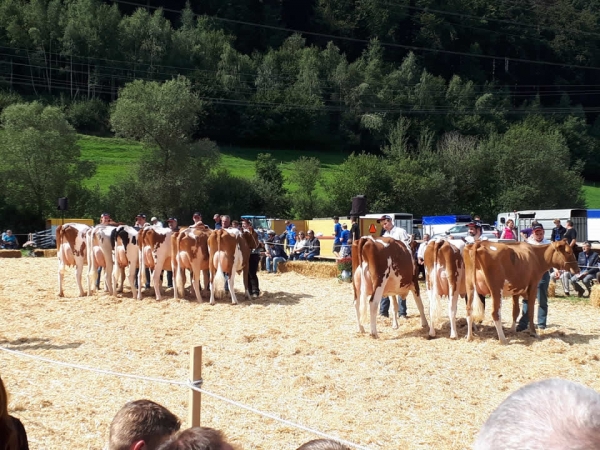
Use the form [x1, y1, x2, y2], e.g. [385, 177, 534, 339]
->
[377, 214, 410, 318]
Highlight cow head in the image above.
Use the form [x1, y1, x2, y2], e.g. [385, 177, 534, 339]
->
[550, 239, 578, 274]
[242, 228, 260, 250]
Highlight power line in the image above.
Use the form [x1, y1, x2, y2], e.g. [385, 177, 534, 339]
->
[106, 0, 600, 72]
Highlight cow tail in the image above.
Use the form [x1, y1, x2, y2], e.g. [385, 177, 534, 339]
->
[358, 238, 370, 326]
[471, 242, 485, 321]
[213, 231, 226, 297]
[431, 240, 443, 324]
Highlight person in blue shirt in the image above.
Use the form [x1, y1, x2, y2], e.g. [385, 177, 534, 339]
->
[332, 216, 342, 257]
[1, 230, 18, 249]
[339, 223, 351, 257]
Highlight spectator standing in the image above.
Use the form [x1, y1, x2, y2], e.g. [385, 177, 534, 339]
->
[1, 230, 18, 249]
[134, 214, 148, 228]
[517, 223, 551, 331]
[565, 241, 599, 298]
[286, 224, 297, 254]
[500, 219, 517, 240]
[377, 214, 410, 319]
[550, 219, 567, 242]
[350, 216, 360, 242]
[0, 376, 29, 450]
[96, 213, 113, 290]
[150, 216, 163, 227]
[134, 214, 151, 290]
[156, 427, 236, 450]
[417, 234, 431, 279]
[290, 231, 307, 260]
[108, 399, 180, 450]
[332, 216, 342, 257]
[213, 214, 222, 230]
[339, 224, 351, 257]
[242, 219, 261, 297]
[265, 230, 288, 273]
[221, 215, 231, 229]
[191, 212, 206, 228]
[165, 218, 180, 289]
[298, 230, 320, 260]
[519, 220, 540, 241]
[564, 220, 577, 247]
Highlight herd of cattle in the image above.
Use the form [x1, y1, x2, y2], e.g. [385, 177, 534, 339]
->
[56, 222, 579, 344]
[352, 236, 579, 344]
[56, 222, 259, 305]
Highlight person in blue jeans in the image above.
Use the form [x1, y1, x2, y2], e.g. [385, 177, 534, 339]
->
[298, 230, 320, 261]
[517, 223, 551, 331]
[265, 230, 288, 273]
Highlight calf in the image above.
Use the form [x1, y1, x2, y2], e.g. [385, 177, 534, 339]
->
[424, 238, 466, 339]
[137, 226, 173, 300]
[114, 225, 139, 299]
[174, 227, 211, 301]
[57, 223, 91, 297]
[87, 225, 117, 296]
[464, 240, 578, 344]
[352, 236, 428, 338]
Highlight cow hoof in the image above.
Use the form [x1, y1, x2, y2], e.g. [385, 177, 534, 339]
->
[58, 292, 64, 297]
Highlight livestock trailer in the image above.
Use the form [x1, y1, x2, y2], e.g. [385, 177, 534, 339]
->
[497, 209, 587, 242]
[362, 213, 414, 237]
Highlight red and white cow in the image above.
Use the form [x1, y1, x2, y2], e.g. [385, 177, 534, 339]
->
[137, 226, 173, 300]
[174, 227, 211, 302]
[352, 235, 428, 338]
[424, 238, 466, 339]
[87, 225, 117, 296]
[57, 223, 91, 297]
[208, 228, 256, 305]
[114, 225, 140, 299]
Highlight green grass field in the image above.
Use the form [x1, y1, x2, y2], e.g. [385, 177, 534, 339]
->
[583, 183, 600, 209]
[79, 135, 347, 195]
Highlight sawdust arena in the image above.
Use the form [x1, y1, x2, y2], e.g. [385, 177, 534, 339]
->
[1, 257, 599, 449]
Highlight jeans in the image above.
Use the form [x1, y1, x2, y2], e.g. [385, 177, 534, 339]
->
[380, 296, 407, 317]
[299, 251, 318, 261]
[248, 253, 260, 295]
[167, 270, 173, 288]
[96, 267, 102, 289]
[518, 271, 550, 329]
[266, 256, 286, 273]
[134, 267, 151, 289]
[569, 273, 595, 294]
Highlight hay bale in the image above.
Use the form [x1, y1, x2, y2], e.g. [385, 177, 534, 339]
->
[548, 280, 556, 298]
[591, 284, 600, 308]
[34, 249, 57, 257]
[277, 260, 337, 278]
[0, 250, 21, 258]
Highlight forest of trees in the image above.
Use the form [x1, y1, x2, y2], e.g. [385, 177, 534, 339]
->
[0, 0, 598, 230]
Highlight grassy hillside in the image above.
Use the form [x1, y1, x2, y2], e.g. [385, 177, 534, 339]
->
[583, 183, 600, 209]
[78, 135, 347, 196]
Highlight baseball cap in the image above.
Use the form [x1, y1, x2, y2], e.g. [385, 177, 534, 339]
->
[136, 213, 146, 219]
[193, 212, 202, 217]
[467, 221, 482, 229]
[267, 229, 276, 235]
[167, 217, 177, 222]
[150, 216, 158, 222]
[532, 223, 544, 232]
[377, 215, 392, 223]
[101, 212, 110, 218]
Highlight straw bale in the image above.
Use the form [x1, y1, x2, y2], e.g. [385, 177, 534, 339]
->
[1, 258, 600, 450]
[277, 260, 337, 278]
[548, 280, 556, 298]
[591, 284, 600, 308]
[0, 249, 21, 258]
[33, 249, 57, 257]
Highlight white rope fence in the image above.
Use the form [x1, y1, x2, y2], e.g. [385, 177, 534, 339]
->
[0, 345, 371, 450]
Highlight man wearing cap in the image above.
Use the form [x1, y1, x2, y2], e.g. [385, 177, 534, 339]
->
[377, 214, 411, 319]
[135, 214, 148, 228]
[264, 229, 288, 273]
[191, 212, 207, 228]
[550, 219, 567, 242]
[242, 219, 262, 297]
[517, 223, 552, 331]
[332, 216, 343, 257]
[567, 241, 599, 298]
[151, 216, 163, 228]
[464, 221, 484, 243]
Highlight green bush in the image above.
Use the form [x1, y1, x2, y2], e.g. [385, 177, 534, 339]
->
[66, 99, 110, 133]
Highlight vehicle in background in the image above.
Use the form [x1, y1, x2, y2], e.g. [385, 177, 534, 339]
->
[496, 209, 587, 242]
[432, 223, 497, 240]
[422, 214, 473, 237]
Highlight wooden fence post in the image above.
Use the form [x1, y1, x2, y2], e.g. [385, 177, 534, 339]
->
[188, 345, 202, 427]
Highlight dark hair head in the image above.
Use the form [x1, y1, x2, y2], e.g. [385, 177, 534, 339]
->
[296, 439, 351, 450]
[108, 400, 181, 450]
[156, 427, 231, 450]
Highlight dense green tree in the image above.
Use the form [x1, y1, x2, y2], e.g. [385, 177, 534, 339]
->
[288, 156, 322, 218]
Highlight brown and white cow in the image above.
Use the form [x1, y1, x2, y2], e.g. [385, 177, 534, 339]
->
[464, 240, 578, 344]
[87, 225, 117, 296]
[352, 236, 428, 338]
[208, 228, 258, 305]
[424, 238, 466, 339]
[114, 225, 140, 299]
[57, 223, 91, 297]
[137, 226, 173, 300]
[174, 227, 211, 302]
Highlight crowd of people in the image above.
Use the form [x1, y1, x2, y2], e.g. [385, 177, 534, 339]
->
[3, 373, 599, 449]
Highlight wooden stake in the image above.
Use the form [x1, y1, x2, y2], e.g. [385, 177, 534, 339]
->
[188, 346, 202, 427]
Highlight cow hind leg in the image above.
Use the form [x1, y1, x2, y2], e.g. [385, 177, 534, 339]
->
[228, 272, 239, 305]
[368, 292, 382, 338]
[491, 291, 508, 345]
[412, 291, 428, 329]
[449, 290, 459, 339]
[75, 262, 85, 297]
[511, 295, 520, 332]
[58, 261, 66, 297]
[390, 295, 399, 330]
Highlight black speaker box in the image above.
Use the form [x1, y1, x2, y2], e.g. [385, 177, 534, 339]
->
[58, 197, 69, 211]
[349, 195, 367, 217]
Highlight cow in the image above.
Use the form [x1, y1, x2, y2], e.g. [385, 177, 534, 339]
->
[137, 226, 173, 300]
[173, 227, 211, 302]
[464, 240, 578, 344]
[87, 225, 117, 296]
[352, 236, 428, 338]
[57, 223, 91, 297]
[208, 228, 258, 305]
[114, 225, 140, 299]
[424, 238, 466, 339]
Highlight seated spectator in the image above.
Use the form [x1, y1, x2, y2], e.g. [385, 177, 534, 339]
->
[156, 427, 236, 450]
[108, 399, 181, 450]
[264, 230, 288, 273]
[0, 376, 29, 450]
[1, 230, 18, 249]
[296, 439, 350, 450]
[290, 231, 307, 260]
[298, 230, 320, 261]
[473, 378, 600, 450]
[564, 241, 599, 297]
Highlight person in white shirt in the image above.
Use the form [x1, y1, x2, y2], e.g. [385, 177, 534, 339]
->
[517, 223, 551, 331]
[377, 214, 410, 318]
